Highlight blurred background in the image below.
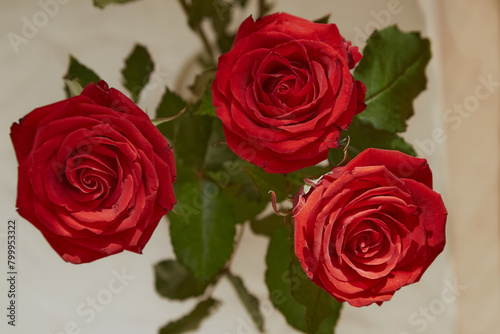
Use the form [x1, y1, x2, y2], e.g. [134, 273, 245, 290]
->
[0, 0, 498, 333]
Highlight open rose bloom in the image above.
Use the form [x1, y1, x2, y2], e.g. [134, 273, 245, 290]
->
[212, 13, 366, 173]
[293, 149, 447, 307]
[10, 81, 176, 264]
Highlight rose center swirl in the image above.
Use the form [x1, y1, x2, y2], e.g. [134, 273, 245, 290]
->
[64, 145, 120, 201]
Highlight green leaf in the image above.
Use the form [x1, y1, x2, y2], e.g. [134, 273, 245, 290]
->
[212, 159, 264, 202]
[289, 257, 342, 334]
[205, 159, 268, 223]
[227, 272, 265, 332]
[169, 177, 236, 285]
[235, 0, 249, 6]
[156, 87, 187, 141]
[328, 117, 416, 166]
[183, 0, 243, 54]
[121, 44, 154, 102]
[223, 186, 266, 224]
[349, 117, 416, 155]
[154, 259, 208, 300]
[313, 14, 330, 24]
[354, 25, 431, 133]
[202, 119, 237, 170]
[242, 163, 287, 202]
[266, 226, 342, 334]
[63, 55, 100, 98]
[250, 213, 286, 237]
[317, 314, 343, 334]
[157, 88, 187, 118]
[194, 87, 216, 117]
[172, 114, 214, 169]
[190, 69, 216, 97]
[92, 0, 139, 9]
[164, 110, 236, 171]
[159, 298, 220, 334]
[265, 226, 307, 332]
[210, 1, 235, 53]
[168, 115, 235, 171]
[187, 0, 214, 29]
[63, 79, 84, 97]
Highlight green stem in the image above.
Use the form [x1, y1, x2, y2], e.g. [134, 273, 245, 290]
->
[177, 0, 189, 13]
[226, 271, 266, 333]
[284, 212, 293, 226]
[196, 25, 215, 63]
[220, 223, 246, 277]
[258, 0, 265, 18]
[177, 0, 215, 64]
[199, 224, 246, 302]
[151, 108, 186, 126]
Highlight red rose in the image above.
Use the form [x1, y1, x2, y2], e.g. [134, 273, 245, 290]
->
[10, 81, 176, 264]
[212, 13, 366, 173]
[293, 148, 447, 306]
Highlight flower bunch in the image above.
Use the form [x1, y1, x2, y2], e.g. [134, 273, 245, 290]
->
[10, 1, 446, 333]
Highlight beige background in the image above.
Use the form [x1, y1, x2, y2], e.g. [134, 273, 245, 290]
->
[0, 0, 498, 333]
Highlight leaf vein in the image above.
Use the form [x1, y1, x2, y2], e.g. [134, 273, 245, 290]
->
[364, 45, 428, 103]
